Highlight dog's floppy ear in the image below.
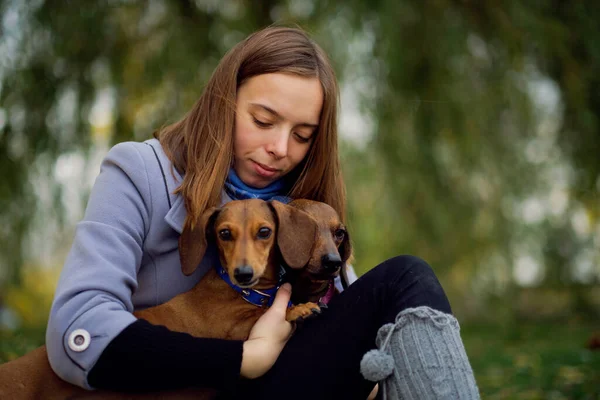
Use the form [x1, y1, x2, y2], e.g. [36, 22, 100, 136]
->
[268, 200, 317, 269]
[179, 207, 220, 276]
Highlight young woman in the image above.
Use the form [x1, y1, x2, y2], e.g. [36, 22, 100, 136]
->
[46, 26, 479, 399]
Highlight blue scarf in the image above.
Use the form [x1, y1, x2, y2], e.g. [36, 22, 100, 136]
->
[224, 168, 291, 203]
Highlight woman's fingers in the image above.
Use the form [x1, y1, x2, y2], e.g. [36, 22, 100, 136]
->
[257, 283, 293, 339]
[241, 284, 294, 379]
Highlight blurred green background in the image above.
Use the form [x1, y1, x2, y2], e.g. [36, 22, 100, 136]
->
[0, 1, 599, 398]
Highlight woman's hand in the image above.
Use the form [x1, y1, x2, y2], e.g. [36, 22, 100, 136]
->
[240, 283, 293, 379]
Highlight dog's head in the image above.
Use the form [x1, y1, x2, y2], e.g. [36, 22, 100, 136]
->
[287, 199, 353, 280]
[179, 199, 317, 288]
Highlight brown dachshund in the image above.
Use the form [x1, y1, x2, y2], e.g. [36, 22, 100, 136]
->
[285, 200, 381, 400]
[0, 199, 328, 400]
[285, 199, 353, 306]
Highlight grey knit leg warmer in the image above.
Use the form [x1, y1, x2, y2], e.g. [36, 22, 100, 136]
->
[360, 306, 480, 400]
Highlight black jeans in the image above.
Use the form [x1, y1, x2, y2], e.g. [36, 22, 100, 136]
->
[234, 255, 452, 400]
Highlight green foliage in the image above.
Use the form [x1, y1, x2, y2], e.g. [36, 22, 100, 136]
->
[0, 0, 288, 286]
[0, 1, 598, 313]
[336, 1, 600, 310]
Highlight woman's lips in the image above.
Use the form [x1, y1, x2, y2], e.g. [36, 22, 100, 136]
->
[252, 161, 279, 178]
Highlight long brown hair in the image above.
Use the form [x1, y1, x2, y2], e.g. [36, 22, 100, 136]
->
[156, 26, 346, 226]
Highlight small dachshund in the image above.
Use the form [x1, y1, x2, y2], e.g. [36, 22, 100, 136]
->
[0, 199, 345, 399]
[284, 199, 353, 306]
[286, 200, 380, 400]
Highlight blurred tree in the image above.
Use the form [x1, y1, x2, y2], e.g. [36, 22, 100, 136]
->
[0, 0, 598, 318]
[0, 0, 286, 286]
[317, 0, 600, 314]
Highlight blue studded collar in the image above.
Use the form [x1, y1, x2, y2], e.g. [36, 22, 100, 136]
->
[216, 264, 291, 308]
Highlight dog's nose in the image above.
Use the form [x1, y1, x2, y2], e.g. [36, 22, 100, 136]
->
[321, 253, 342, 272]
[234, 265, 254, 284]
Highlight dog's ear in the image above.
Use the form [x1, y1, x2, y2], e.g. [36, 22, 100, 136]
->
[268, 200, 317, 269]
[179, 207, 220, 276]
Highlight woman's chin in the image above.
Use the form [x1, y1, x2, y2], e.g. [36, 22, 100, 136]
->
[244, 172, 279, 189]
[245, 176, 271, 189]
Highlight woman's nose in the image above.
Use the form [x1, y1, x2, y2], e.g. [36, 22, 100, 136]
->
[266, 130, 289, 159]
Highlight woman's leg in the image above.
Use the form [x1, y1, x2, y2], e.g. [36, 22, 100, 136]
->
[232, 255, 478, 400]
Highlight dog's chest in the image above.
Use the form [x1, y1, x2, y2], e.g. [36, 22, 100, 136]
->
[172, 276, 268, 340]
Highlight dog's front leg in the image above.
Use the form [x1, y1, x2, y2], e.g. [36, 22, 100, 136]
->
[285, 302, 321, 323]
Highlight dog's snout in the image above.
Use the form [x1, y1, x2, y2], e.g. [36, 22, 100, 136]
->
[321, 253, 342, 272]
[234, 265, 254, 284]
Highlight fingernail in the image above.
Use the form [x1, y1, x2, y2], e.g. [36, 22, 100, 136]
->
[281, 283, 291, 291]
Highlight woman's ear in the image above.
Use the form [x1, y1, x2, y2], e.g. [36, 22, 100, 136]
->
[268, 200, 317, 269]
[179, 207, 220, 276]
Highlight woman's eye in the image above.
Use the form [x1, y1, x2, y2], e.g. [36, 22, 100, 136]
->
[219, 229, 232, 241]
[257, 227, 272, 239]
[334, 229, 346, 241]
[294, 133, 311, 143]
[253, 117, 272, 128]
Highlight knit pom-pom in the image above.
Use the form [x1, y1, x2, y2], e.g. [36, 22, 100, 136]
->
[360, 349, 394, 381]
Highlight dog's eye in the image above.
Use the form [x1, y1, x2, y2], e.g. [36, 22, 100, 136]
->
[219, 229, 232, 241]
[257, 227, 272, 239]
[334, 229, 346, 241]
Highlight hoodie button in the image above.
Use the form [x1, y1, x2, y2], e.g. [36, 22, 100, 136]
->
[68, 329, 91, 352]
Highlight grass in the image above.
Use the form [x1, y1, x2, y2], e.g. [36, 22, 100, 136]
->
[462, 317, 600, 399]
[1, 319, 599, 398]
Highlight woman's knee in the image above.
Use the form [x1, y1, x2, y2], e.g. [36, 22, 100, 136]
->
[374, 255, 437, 285]
[372, 255, 452, 314]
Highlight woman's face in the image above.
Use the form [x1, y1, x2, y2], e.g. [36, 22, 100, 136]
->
[233, 73, 323, 188]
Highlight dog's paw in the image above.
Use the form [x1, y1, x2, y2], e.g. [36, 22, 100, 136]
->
[286, 302, 321, 323]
